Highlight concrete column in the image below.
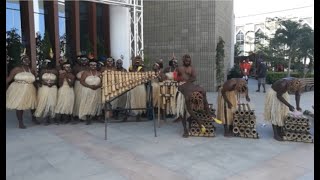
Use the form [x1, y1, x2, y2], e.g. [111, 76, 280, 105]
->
[19, 0, 37, 72]
[103, 4, 111, 57]
[69, 1, 80, 58]
[44, 1, 60, 66]
[88, 2, 97, 57]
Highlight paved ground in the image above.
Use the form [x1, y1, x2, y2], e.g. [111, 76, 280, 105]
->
[6, 78, 314, 180]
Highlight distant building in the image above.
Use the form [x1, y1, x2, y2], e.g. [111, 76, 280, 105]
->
[234, 5, 313, 56]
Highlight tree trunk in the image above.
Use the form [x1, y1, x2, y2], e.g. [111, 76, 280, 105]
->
[303, 56, 307, 78]
[287, 57, 291, 77]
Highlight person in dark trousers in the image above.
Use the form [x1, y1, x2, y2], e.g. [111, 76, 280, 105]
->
[256, 60, 267, 93]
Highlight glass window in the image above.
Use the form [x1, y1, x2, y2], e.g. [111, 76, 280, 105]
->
[96, 3, 105, 57]
[236, 31, 244, 45]
[80, 1, 89, 53]
[65, 1, 73, 61]
[255, 29, 264, 44]
[33, 0, 46, 37]
[6, 0, 21, 36]
[58, 0, 66, 55]
[6, 0, 22, 73]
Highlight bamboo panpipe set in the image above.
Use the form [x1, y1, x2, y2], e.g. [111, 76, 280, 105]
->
[189, 104, 217, 137]
[232, 103, 259, 138]
[159, 80, 179, 110]
[282, 114, 313, 143]
[189, 118, 216, 137]
[101, 70, 156, 103]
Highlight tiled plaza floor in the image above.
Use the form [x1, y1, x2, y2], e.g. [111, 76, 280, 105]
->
[6, 78, 314, 180]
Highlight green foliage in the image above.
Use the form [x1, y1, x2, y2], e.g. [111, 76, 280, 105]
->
[6, 28, 22, 72]
[227, 63, 242, 80]
[266, 72, 314, 84]
[234, 42, 243, 56]
[97, 38, 106, 58]
[83, 35, 93, 54]
[216, 36, 225, 86]
[59, 33, 71, 60]
[36, 31, 53, 73]
[254, 18, 314, 77]
[42, 31, 53, 59]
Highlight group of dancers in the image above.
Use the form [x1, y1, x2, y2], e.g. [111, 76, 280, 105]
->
[6, 50, 306, 141]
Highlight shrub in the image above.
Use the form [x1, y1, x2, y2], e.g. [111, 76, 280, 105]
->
[266, 72, 314, 84]
[227, 63, 242, 80]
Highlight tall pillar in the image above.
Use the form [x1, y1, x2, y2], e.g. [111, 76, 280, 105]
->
[68, 1, 80, 60]
[88, 2, 97, 57]
[44, 1, 60, 66]
[102, 4, 110, 57]
[19, 0, 36, 72]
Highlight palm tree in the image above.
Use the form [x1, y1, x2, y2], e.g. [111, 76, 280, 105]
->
[272, 19, 313, 77]
[297, 25, 314, 77]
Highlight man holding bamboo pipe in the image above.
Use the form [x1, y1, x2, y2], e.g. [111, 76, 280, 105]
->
[264, 77, 305, 141]
[217, 78, 250, 137]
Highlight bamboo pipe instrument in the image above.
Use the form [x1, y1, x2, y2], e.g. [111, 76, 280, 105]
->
[245, 128, 251, 136]
[250, 119, 255, 126]
[239, 127, 245, 135]
[251, 129, 257, 136]
[233, 127, 239, 134]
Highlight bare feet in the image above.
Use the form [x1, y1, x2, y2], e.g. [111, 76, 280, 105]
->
[182, 132, 189, 138]
[173, 117, 182, 123]
[18, 123, 26, 129]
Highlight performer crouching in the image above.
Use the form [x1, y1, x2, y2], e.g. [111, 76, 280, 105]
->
[78, 58, 102, 125]
[264, 77, 304, 141]
[55, 59, 75, 124]
[217, 78, 250, 137]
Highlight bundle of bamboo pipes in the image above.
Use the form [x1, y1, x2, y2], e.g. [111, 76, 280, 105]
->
[232, 103, 259, 138]
[101, 70, 156, 103]
[282, 114, 313, 143]
[159, 80, 179, 110]
[189, 118, 216, 137]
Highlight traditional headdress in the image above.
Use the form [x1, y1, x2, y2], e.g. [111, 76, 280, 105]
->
[88, 52, 95, 61]
[43, 48, 54, 63]
[20, 48, 28, 60]
[88, 52, 98, 64]
[59, 51, 68, 64]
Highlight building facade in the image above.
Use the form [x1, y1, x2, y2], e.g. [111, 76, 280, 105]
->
[235, 5, 314, 56]
[6, 0, 142, 72]
[7, 0, 235, 91]
[143, 0, 235, 91]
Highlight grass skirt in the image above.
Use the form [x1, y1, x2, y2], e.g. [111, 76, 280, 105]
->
[34, 85, 57, 118]
[264, 88, 289, 126]
[55, 80, 75, 115]
[127, 84, 146, 115]
[73, 80, 84, 117]
[175, 91, 190, 118]
[6, 82, 37, 110]
[78, 87, 102, 120]
[152, 81, 160, 108]
[217, 88, 237, 125]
